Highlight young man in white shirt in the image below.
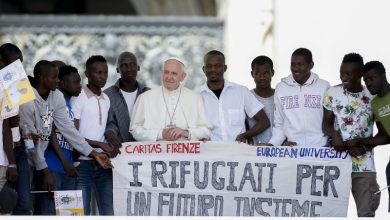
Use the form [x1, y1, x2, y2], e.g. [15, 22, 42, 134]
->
[199, 50, 270, 142]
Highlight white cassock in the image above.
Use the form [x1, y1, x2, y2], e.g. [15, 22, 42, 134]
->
[129, 85, 212, 141]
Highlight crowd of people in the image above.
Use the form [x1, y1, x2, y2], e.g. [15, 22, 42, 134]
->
[0, 42, 389, 217]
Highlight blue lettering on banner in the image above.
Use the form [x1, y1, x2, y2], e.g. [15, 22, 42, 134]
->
[257, 147, 348, 159]
[257, 147, 298, 158]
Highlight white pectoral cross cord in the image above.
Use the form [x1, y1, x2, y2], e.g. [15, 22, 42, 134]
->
[162, 87, 182, 128]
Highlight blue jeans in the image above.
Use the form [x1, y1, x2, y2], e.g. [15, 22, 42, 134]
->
[36, 171, 76, 215]
[76, 160, 113, 215]
[12, 147, 33, 215]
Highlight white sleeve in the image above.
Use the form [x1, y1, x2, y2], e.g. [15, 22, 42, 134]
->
[71, 94, 83, 120]
[129, 94, 162, 141]
[244, 88, 264, 118]
[268, 87, 287, 146]
[187, 94, 212, 140]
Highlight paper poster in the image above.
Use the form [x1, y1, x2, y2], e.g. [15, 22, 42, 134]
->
[0, 59, 35, 111]
[0, 93, 18, 119]
[54, 190, 84, 216]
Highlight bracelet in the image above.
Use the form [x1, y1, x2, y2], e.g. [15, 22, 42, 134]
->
[8, 164, 17, 169]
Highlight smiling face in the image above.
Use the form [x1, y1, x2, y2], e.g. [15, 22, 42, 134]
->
[339, 62, 362, 92]
[202, 54, 227, 84]
[162, 59, 186, 91]
[290, 55, 313, 84]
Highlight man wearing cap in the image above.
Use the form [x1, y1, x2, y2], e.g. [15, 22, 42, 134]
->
[130, 58, 212, 141]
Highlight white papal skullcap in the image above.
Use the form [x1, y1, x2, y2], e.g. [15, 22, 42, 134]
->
[165, 57, 186, 67]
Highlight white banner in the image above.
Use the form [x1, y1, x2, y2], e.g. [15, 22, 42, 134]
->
[112, 141, 351, 217]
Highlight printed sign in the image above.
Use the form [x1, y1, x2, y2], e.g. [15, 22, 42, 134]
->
[0, 59, 35, 119]
[113, 141, 351, 217]
[54, 190, 84, 216]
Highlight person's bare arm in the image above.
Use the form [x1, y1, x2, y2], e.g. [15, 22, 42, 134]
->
[346, 121, 390, 157]
[236, 109, 270, 143]
[74, 118, 80, 130]
[74, 119, 119, 157]
[3, 118, 17, 185]
[322, 108, 345, 151]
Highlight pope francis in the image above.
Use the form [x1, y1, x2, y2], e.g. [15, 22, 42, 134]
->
[130, 57, 212, 141]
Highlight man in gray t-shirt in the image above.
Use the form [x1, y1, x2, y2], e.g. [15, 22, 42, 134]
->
[247, 56, 275, 143]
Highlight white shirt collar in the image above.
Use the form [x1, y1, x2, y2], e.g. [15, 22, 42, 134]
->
[199, 79, 234, 94]
[162, 84, 182, 96]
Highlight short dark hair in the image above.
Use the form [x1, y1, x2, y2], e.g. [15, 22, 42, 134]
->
[0, 43, 22, 63]
[52, 60, 66, 69]
[85, 55, 107, 71]
[292, 48, 313, 63]
[204, 50, 225, 63]
[251, 55, 273, 69]
[59, 65, 78, 81]
[363, 61, 386, 75]
[342, 53, 364, 69]
[28, 75, 36, 88]
[33, 60, 56, 80]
